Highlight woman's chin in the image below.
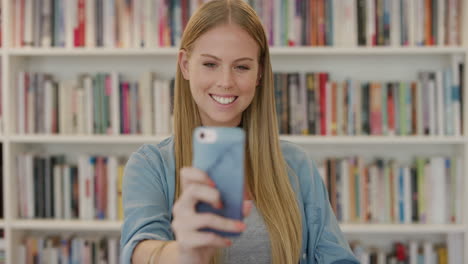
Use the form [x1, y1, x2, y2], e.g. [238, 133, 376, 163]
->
[205, 115, 242, 127]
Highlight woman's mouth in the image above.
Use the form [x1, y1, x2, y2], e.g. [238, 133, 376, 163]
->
[210, 94, 238, 105]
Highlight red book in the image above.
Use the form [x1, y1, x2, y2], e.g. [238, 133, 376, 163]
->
[159, 1, 168, 46]
[319, 73, 328, 135]
[94, 157, 101, 218]
[85, 164, 91, 213]
[181, 0, 189, 31]
[425, 0, 433, 45]
[74, 0, 80, 46]
[387, 84, 395, 134]
[77, 0, 86, 46]
[123, 82, 130, 134]
[101, 158, 108, 218]
[395, 242, 408, 261]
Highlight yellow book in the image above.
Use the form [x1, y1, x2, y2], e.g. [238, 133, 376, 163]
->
[437, 245, 447, 264]
[117, 165, 125, 220]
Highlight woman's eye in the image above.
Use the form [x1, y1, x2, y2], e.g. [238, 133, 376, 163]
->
[236, 65, 250, 71]
[203, 63, 217, 68]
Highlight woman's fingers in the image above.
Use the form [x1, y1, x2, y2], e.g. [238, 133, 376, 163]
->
[181, 213, 246, 234]
[172, 212, 245, 249]
[173, 206, 248, 239]
[242, 200, 253, 218]
[174, 166, 250, 251]
[180, 167, 215, 189]
[173, 183, 222, 214]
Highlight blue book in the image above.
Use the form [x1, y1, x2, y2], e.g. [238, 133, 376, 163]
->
[452, 71, 461, 135]
[398, 167, 404, 223]
[406, 82, 412, 135]
[325, 0, 333, 46]
[53, 0, 66, 46]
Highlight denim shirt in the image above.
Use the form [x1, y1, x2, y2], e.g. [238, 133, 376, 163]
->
[120, 136, 359, 264]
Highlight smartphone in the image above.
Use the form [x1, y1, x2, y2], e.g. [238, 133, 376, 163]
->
[192, 126, 245, 237]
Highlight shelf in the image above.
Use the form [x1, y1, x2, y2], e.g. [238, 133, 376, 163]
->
[9, 134, 172, 144]
[11, 220, 122, 232]
[280, 135, 466, 144]
[7, 134, 466, 145]
[340, 223, 467, 234]
[7, 47, 179, 56]
[6, 46, 466, 56]
[9, 220, 465, 234]
[270, 46, 467, 55]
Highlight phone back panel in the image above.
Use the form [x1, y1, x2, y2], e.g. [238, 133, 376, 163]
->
[193, 127, 245, 237]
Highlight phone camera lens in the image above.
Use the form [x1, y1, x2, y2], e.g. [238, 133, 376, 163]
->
[200, 132, 205, 139]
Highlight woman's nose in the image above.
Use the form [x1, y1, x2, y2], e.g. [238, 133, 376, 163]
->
[217, 68, 234, 90]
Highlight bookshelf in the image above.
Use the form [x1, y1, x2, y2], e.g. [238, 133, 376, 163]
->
[5, 46, 468, 55]
[6, 221, 467, 234]
[1, 0, 468, 263]
[4, 134, 466, 144]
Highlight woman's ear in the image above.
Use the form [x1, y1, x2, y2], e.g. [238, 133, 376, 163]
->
[178, 49, 190, 80]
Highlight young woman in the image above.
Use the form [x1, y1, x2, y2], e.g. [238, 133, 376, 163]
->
[121, 1, 359, 263]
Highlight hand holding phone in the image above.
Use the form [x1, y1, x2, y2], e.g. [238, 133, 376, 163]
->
[193, 126, 246, 237]
[171, 127, 249, 263]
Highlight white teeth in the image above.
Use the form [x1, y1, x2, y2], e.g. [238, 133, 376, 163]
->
[211, 95, 236, 105]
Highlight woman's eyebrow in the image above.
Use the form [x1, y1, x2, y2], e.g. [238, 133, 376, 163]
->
[200, 54, 254, 62]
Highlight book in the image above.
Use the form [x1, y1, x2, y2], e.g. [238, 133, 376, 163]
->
[11, 0, 463, 48]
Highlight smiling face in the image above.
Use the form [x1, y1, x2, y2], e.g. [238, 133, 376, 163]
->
[178, 23, 261, 127]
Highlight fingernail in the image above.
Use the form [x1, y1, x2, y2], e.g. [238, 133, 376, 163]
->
[236, 222, 246, 231]
[208, 179, 216, 187]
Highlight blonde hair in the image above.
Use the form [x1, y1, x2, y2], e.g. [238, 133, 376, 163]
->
[173, 1, 302, 263]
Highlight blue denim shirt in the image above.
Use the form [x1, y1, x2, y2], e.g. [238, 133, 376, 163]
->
[120, 136, 359, 264]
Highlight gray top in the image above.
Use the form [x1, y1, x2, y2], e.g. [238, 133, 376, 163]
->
[222, 203, 271, 263]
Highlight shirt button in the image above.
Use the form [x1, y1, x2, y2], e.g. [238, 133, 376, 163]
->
[303, 253, 306, 259]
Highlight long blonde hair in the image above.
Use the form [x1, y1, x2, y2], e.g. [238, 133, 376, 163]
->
[173, 1, 302, 263]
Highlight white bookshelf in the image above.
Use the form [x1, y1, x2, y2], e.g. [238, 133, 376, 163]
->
[5, 134, 466, 144]
[5, 46, 467, 56]
[10, 220, 122, 232]
[1, 0, 468, 263]
[7, 221, 466, 235]
[340, 224, 467, 234]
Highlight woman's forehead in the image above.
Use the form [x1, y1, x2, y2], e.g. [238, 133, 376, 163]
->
[191, 24, 260, 60]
